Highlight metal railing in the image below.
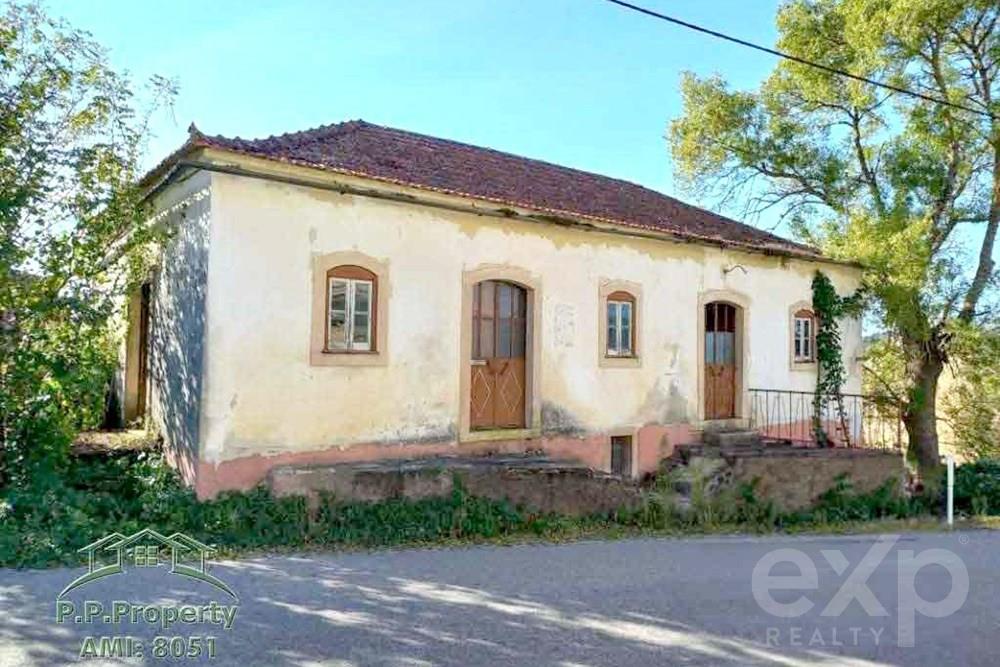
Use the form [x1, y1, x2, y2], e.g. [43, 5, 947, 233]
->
[747, 388, 903, 451]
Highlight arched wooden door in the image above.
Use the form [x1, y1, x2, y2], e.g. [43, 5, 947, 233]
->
[470, 280, 527, 430]
[704, 302, 739, 420]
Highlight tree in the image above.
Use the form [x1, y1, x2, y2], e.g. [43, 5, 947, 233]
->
[670, 0, 999, 475]
[941, 323, 1000, 460]
[0, 3, 173, 486]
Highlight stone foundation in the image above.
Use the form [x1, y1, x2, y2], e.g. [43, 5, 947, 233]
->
[268, 455, 644, 517]
[714, 448, 906, 510]
[187, 425, 693, 499]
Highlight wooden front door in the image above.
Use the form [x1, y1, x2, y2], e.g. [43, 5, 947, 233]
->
[470, 280, 527, 430]
[704, 302, 738, 420]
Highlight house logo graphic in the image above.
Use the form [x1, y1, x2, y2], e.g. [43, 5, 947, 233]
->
[58, 528, 237, 600]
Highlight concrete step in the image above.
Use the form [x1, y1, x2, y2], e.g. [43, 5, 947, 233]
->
[700, 418, 750, 433]
[669, 438, 797, 465]
[703, 429, 761, 448]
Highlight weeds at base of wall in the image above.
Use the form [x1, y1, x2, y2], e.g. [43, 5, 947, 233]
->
[0, 453, 593, 568]
[953, 459, 1000, 517]
[0, 453, 944, 569]
[625, 469, 932, 534]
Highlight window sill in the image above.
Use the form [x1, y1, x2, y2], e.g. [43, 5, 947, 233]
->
[599, 354, 641, 369]
[310, 348, 387, 367]
[791, 359, 818, 372]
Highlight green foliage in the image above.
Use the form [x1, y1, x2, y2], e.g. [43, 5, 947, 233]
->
[631, 463, 921, 533]
[954, 460, 1000, 516]
[811, 271, 866, 444]
[800, 474, 926, 525]
[734, 478, 782, 528]
[0, 3, 174, 487]
[861, 336, 907, 398]
[941, 324, 1000, 460]
[0, 454, 568, 568]
[0, 453, 939, 569]
[311, 480, 527, 546]
[1, 453, 196, 567]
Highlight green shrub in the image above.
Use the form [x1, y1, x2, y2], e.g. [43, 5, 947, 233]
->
[0, 454, 942, 569]
[732, 479, 780, 530]
[954, 460, 1000, 515]
[310, 481, 526, 547]
[0, 4, 175, 489]
[782, 474, 928, 526]
[0, 455, 556, 567]
[941, 327, 1000, 461]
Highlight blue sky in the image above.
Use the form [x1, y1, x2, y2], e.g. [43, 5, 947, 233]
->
[51, 0, 784, 225]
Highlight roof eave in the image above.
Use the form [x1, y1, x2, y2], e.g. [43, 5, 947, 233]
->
[147, 143, 863, 270]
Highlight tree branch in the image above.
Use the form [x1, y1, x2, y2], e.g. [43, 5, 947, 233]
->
[850, 109, 887, 216]
[960, 139, 1000, 322]
[862, 363, 904, 405]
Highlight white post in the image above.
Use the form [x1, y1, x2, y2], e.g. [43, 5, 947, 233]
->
[946, 455, 955, 528]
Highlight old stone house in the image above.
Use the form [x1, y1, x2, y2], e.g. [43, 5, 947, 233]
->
[125, 120, 863, 498]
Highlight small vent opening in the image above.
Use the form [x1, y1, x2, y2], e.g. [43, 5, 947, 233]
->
[610, 435, 632, 477]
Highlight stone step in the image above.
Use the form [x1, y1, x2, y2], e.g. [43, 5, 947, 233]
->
[699, 418, 750, 433]
[668, 438, 797, 466]
[703, 429, 761, 448]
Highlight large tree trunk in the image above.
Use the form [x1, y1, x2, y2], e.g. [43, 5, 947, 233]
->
[901, 335, 945, 478]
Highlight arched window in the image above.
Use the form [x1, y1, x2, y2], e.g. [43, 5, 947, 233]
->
[606, 290, 636, 357]
[326, 265, 377, 352]
[793, 309, 816, 362]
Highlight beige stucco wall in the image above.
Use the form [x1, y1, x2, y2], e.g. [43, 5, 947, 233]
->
[145, 171, 213, 484]
[192, 164, 862, 477]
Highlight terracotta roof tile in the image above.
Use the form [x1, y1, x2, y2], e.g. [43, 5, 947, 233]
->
[177, 120, 821, 258]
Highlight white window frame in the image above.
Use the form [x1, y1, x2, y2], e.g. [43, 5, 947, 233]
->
[793, 314, 815, 362]
[328, 277, 373, 352]
[606, 299, 634, 357]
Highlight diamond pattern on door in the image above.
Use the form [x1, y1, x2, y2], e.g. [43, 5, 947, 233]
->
[471, 365, 492, 424]
[498, 368, 521, 411]
[494, 359, 525, 428]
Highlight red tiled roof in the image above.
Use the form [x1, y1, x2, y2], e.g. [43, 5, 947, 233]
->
[168, 119, 822, 259]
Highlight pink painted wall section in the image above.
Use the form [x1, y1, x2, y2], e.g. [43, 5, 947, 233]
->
[637, 424, 692, 474]
[189, 425, 696, 499]
[164, 442, 198, 488]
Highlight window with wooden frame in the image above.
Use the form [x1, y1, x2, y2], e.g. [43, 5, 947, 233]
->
[793, 309, 816, 363]
[471, 280, 527, 360]
[326, 265, 377, 353]
[606, 291, 636, 357]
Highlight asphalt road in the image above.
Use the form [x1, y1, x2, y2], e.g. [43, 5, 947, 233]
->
[1, 530, 996, 666]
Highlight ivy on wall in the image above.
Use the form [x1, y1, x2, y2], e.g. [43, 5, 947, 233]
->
[811, 271, 865, 446]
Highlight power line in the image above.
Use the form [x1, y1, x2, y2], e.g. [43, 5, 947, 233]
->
[603, 0, 995, 120]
